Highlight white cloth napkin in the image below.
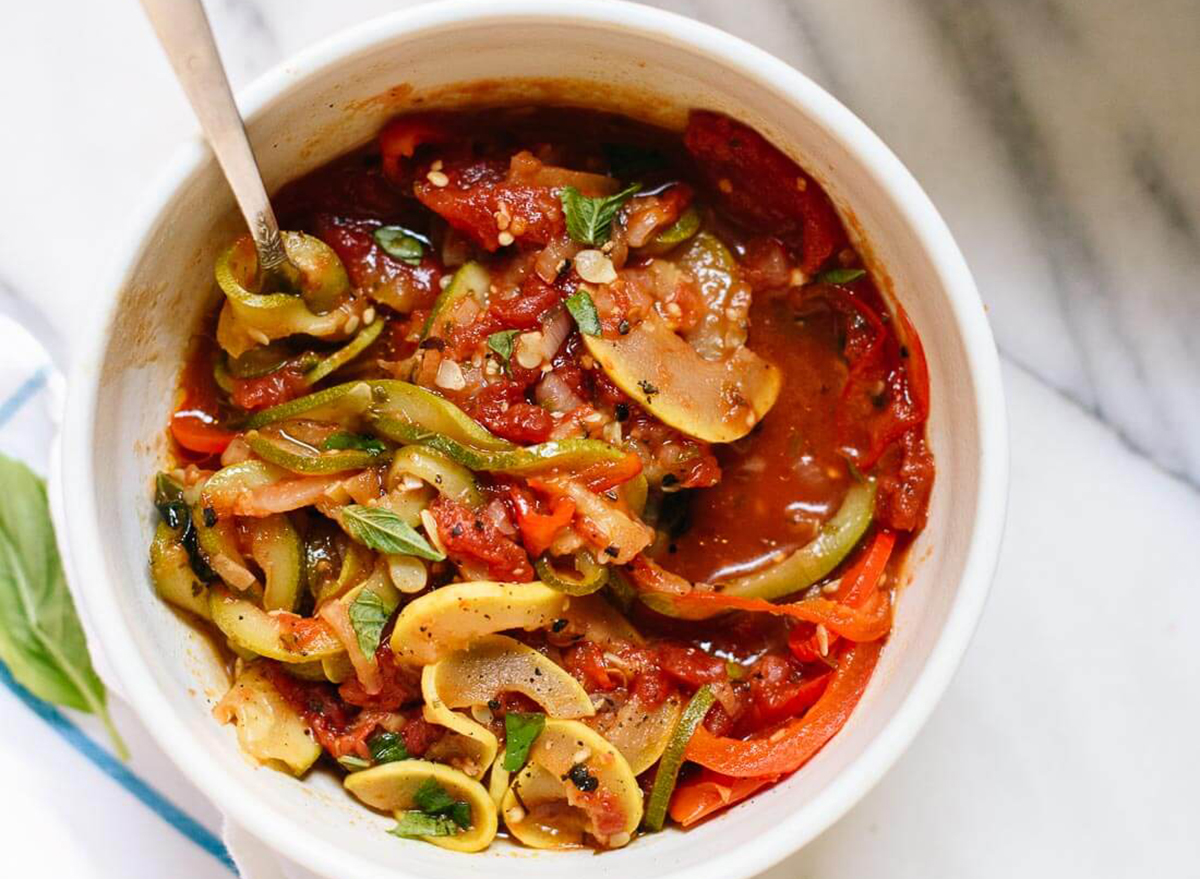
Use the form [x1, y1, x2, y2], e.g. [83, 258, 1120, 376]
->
[0, 307, 319, 878]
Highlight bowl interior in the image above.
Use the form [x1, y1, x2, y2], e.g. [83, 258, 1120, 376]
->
[68, 7, 1000, 879]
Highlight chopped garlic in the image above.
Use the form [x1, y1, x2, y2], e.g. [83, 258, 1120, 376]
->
[435, 358, 466, 390]
[573, 249, 618, 284]
[515, 332, 544, 369]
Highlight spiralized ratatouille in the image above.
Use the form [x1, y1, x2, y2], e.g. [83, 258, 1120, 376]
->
[149, 107, 934, 851]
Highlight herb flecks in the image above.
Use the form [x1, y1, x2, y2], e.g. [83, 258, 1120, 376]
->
[340, 505, 445, 561]
[564, 762, 599, 792]
[348, 587, 396, 657]
[565, 289, 602, 337]
[637, 379, 659, 402]
[487, 329, 521, 374]
[502, 711, 546, 771]
[816, 267, 866, 285]
[368, 731, 410, 765]
[560, 184, 641, 246]
[374, 226, 426, 266]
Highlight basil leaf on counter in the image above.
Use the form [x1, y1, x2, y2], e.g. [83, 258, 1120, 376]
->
[0, 454, 126, 757]
[560, 183, 641, 245]
[816, 267, 866, 285]
[374, 226, 426, 266]
[502, 711, 546, 771]
[340, 505, 445, 561]
[565, 289, 602, 337]
[347, 588, 396, 657]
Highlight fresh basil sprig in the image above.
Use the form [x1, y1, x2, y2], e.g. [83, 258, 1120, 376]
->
[565, 289, 602, 337]
[340, 505, 444, 560]
[560, 183, 641, 245]
[0, 454, 126, 756]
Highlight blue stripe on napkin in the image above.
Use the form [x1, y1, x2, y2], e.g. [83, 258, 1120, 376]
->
[0, 663, 236, 872]
[0, 366, 236, 873]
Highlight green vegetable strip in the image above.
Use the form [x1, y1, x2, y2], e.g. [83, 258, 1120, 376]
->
[304, 318, 385, 386]
[371, 416, 626, 476]
[643, 684, 716, 831]
[245, 430, 383, 474]
[241, 381, 373, 430]
[720, 480, 876, 602]
[389, 445, 483, 510]
[369, 380, 514, 451]
[421, 261, 490, 340]
[534, 552, 608, 596]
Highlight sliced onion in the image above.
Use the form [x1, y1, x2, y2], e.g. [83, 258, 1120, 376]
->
[535, 372, 585, 414]
[234, 474, 345, 517]
[220, 436, 253, 467]
[483, 499, 517, 537]
[535, 236, 583, 283]
[540, 305, 573, 356]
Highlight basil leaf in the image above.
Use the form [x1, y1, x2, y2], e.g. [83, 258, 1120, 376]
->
[340, 505, 444, 560]
[560, 183, 641, 245]
[348, 587, 396, 657]
[390, 811, 461, 838]
[368, 731, 409, 764]
[502, 711, 545, 771]
[487, 329, 520, 374]
[322, 432, 387, 454]
[565, 289, 602, 337]
[816, 267, 866, 285]
[0, 454, 126, 756]
[374, 226, 425, 266]
[413, 778, 472, 829]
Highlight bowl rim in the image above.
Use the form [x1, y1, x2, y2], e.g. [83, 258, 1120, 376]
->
[61, 1, 1008, 877]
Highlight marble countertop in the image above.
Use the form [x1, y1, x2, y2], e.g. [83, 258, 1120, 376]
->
[0, 0, 1196, 875]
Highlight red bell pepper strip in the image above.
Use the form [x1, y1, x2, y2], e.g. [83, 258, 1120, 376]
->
[509, 488, 576, 557]
[791, 530, 895, 663]
[684, 639, 883, 777]
[668, 769, 779, 827]
[170, 413, 235, 456]
[666, 590, 892, 643]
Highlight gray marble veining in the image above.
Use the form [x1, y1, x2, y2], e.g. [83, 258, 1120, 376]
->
[1, 0, 1197, 487]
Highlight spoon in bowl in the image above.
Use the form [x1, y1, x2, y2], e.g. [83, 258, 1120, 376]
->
[139, 0, 303, 296]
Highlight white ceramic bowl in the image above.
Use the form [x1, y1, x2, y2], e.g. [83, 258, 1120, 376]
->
[60, 2, 1007, 877]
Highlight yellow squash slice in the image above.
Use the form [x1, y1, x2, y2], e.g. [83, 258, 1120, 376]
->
[213, 662, 321, 776]
[584, 314, 781, 443]
[427, 634, 595, 720]
[345, 760, 498, 852]
[389, 581, 568, 664]
[500, 719, 641, 849]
